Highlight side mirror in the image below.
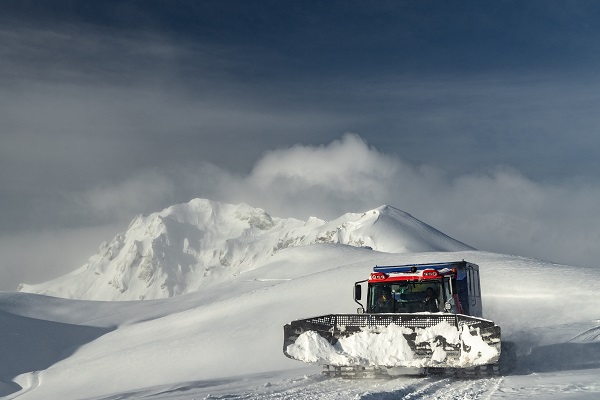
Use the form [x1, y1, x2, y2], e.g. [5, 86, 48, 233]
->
[354, 284, 362, 300]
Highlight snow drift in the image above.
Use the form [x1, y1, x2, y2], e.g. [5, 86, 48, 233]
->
[2, 248, 599, 400]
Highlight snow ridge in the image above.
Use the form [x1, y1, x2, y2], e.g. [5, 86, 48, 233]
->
[19, 199, 472, 301]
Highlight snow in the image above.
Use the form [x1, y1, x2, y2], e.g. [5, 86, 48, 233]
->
[1, 199, 599, 399]
[289, 324, 415, 366]
[458, 325, 499, 366]
[19, 200, 472, 301]
[286, 321, 499, 368]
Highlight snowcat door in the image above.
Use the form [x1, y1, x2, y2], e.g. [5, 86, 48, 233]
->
[466, 266, 483, 317]
[442, 277, 456, 313]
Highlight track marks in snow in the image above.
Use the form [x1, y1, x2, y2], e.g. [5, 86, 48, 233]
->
[493, 380, 599, 399]
[570, 325, 600, 342]
[201, 375, 504, 400]
[359, 377, 502, 400]
[359, 377, 451, 400]
[206, 375, 371, 400]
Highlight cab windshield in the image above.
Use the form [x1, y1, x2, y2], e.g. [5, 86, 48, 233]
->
[368, 281, 443, 313]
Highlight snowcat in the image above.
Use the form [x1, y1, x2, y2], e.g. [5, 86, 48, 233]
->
[283, 261, 514, 377]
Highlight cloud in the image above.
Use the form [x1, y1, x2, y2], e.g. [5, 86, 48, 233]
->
[241, 134, 402, 210]
[92, 134, 597, 274]
[0, 224, 122, 291]
[2, 19, 600, 291]
[3, 133, 599, 292]
[74, 170, 178, 223]
[218, 134, 600, 270]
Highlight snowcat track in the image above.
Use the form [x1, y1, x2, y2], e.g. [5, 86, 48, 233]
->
[320, 341, 517, 379]
[283, 313, 501, 370]
[321, 364, 502, 379]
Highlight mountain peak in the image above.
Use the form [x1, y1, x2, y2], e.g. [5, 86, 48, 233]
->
[19, 199, 473, 301]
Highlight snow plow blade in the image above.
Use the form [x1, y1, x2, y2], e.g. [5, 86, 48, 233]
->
[283, 313, 501, 369]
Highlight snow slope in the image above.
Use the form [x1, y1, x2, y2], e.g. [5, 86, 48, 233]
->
[1, 248, 599, 399]
[19, 200, 472, 300]
[2, 200, 599, 399]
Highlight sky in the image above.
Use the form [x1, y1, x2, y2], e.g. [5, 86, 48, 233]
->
[1, 0, 600, 291]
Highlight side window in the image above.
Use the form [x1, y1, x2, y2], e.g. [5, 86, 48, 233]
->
[467, 266, 478, 307]
[467, 268, 474, 296]
[368, 286, 380, 312]
[442, 278, 453, 309]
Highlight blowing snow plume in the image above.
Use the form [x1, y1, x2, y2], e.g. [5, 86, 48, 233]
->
[19, 200, 472, 301]
[235, 135, 600, 271]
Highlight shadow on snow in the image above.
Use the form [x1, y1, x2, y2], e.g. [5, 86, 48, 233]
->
[0, 310, 114, 397]
[517, 341, 600, 373]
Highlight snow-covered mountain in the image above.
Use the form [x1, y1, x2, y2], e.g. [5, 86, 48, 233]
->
[19, 199, 472, 300]
[2, 199, 599, 399]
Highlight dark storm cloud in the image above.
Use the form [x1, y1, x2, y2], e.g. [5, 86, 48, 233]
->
[1, 1, 600, 291]
[5, 0, 600, 77]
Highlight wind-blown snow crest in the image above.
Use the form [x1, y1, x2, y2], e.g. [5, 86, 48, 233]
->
[19, 200, 472, 300]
